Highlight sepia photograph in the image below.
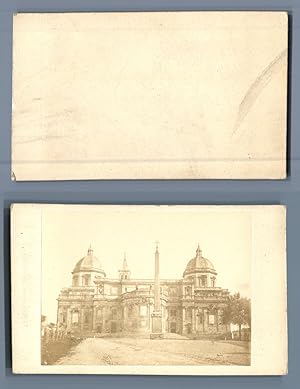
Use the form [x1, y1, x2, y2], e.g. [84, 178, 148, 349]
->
[41, 208, 251, 366]
[11, 204, 287, 374]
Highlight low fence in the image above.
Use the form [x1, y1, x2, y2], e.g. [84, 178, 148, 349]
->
[231, 328, 251, 341]
[41, 326, 70, 343]
[41, 327, 82, 365]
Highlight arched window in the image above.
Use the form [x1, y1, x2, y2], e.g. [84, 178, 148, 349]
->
[84, 311, 90, 324]
[198, 312, 204, 324]
[200, 275, 207, 287]
[73, 276, 79, 286]
[211, 277, 216, 287]
[111, 308, 117, 319]
[128, 305, 133, 318]
[71, 311, 79, 323]
[185, 286, 191, 296]
[82, 274, 90, 286]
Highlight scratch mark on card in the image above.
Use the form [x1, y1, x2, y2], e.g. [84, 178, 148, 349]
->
[232, 48, 287, 138]
[15, 135, 70, 145]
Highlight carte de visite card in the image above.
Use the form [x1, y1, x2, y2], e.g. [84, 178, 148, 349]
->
[12, 12, 288, 180]
[11, 204, 287, 374]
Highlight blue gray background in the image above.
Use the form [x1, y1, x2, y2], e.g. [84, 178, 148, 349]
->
[0, 1, 299, 388]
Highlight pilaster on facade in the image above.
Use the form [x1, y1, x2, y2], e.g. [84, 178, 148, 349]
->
[56, 245, 231, 338]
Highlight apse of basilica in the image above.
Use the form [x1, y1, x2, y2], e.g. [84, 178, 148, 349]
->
[56, 245, 231, 337]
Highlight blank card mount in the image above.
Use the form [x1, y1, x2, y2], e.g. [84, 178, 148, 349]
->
[12, 12, 288, 180]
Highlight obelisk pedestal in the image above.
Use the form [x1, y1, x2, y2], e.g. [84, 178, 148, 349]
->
[150, 311, 163, 339]
[150, 242, 164, 339]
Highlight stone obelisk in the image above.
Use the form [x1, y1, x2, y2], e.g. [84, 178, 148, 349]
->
[150, 242, 163, 339]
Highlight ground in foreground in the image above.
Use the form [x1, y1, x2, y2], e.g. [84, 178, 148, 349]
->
[55, 336, 250, 366]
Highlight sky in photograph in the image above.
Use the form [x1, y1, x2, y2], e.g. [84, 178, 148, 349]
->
[42, 206, 251, 323]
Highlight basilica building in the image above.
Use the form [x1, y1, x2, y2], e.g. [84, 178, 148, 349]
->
[56, 245, 230, 338]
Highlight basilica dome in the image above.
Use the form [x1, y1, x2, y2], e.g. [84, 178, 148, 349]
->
[73, 246, 105, 275]
[183, 245, 217, 277]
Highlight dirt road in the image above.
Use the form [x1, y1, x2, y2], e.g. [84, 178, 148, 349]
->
[56, 337, 250, 366]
